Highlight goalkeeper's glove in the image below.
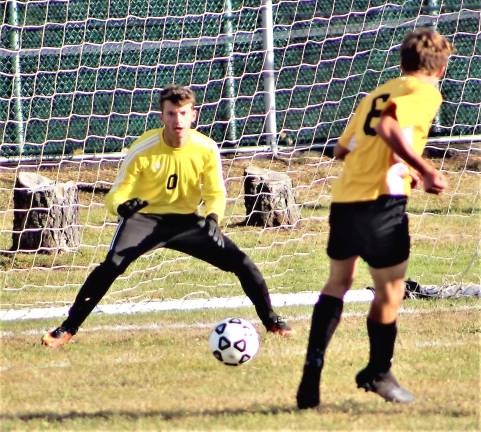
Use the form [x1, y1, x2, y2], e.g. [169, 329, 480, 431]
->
[117, 198, 148, 218]
[199, 213, 224, 248]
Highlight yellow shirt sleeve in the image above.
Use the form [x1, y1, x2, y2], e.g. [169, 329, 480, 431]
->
[201, 145, 227, 221]
[104, 139, 146, 216]
[105, 159, 141, 216]
[338, 98, 365, 150]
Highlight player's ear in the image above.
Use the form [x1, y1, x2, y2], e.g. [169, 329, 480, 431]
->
[191, 107, 198, 123]
[437, 64, 446, 78]
[159, 102, 164, 123]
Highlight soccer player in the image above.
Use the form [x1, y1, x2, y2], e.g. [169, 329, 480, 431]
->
[42, 85, 293, 348]
[296, 28, 453, 408]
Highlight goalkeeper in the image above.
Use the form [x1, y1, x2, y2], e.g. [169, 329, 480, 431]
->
[42, 85, 293, 348]
[296, 28, 452, 408]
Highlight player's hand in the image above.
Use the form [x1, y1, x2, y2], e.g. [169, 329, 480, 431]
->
[409, 170, 422, 189]
[117, 198, 148, 218]
[422, 169, 447, 195]
[199, 213, 224, 248]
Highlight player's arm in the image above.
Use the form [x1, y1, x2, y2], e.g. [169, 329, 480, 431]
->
[197, 145, 227, 248]
[201, 146, 227, 221]
[335, 100, 363, 160]
[105, 155, 144, 216]
[334, 143, 350, 160]
[408, 168, 422, 189]
[375, 105, 447, 194]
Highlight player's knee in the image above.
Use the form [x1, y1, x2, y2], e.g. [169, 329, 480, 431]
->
[101, 256, 128, 276]
[323, 275, 354, 296]
[238, 255, 260, 273]
[373, 285, 404, 307]
[230, 255, 262, 279]
[220, 252, 248, 271]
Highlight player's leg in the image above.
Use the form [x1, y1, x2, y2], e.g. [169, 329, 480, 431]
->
[166, 222, 293, 335]
[355, 260, 414, 403]
[296, 256, 358, 409]
[368, 260, 407, 323]
[297, 201, 361, 408]
[355, 196, 414, 402]
[229, 245, 294, 336]
[42, 213, 161, 348]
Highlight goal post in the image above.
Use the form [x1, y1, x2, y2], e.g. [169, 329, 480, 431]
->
[0, 1, 479, 320]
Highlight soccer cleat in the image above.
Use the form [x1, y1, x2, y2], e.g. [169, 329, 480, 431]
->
[356, 368, 415, 403]
[41, 326, 76, 348]
[404, 279, 423, 299]
[296, 365, 321, 409]
[266, 315, 295, 336]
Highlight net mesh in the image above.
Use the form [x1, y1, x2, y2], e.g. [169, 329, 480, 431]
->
[0, 0, 479, 318]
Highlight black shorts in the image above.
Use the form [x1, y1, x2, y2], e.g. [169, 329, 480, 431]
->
[327, 195, 410, 268]
[108, 212, 251, 274]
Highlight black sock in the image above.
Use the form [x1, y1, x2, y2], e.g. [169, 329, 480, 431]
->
[235, 263, 274, 326]
[304, 294, 344, 369]
[62, 262, 120, 331]
[366, 318, 397, 373]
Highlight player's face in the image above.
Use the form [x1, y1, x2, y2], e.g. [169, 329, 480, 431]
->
[161, 100, 197, 147]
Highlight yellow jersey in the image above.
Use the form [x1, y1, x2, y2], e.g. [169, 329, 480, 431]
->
[332, 75, 442, 202]
[105, 128, 226, 220]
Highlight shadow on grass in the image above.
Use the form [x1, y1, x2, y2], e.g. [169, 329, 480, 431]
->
[1, 401, 473, 423]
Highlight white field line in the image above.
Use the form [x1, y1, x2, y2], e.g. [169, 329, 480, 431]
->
[0, 290, 375, 322]
[1, 302, 479, 339]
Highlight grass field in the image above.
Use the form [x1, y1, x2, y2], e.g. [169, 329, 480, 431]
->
[0, 153, 479, 308]
[0, 152, 479, 430]
[1, 299, 480, 431]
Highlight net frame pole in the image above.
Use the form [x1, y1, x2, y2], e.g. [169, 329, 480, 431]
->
[223, 0, 238, 146]
[261, 0, 278, 155]
[7, 0, 25, 151]
[424, 0, 442, 134]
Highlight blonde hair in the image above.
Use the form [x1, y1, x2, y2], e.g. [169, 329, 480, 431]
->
[400, 28, 453, 74]
[160, 85, 196, 110]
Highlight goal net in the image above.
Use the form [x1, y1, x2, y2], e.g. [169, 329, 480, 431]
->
[1, 0, 479, 321]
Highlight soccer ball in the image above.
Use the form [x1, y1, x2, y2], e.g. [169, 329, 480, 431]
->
[208, 317, 260, 366]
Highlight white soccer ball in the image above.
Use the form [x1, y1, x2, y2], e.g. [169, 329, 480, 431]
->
[208, 317, 260, 366]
